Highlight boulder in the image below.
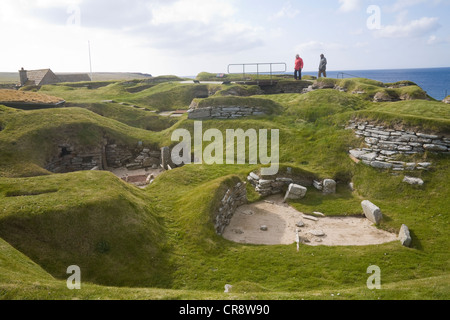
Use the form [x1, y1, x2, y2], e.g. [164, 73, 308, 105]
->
[361, 200, 382, 225]
[283, 184, 307, 202]
[398, 224, 412, 247]
[309, 230, 325, 237]
[403, 176, 424, 186]
[296, 221, 305, 227]
[322, 179, 336, 194]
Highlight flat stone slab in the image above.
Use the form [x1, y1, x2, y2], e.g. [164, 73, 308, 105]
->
[398, 224, 412, 247]
[403, 176, 424, 186]
[302, 214, 319, 222]
[361, 200, 383, 225]
[283, 183, 307, 202]
[309, 229, 325, 237]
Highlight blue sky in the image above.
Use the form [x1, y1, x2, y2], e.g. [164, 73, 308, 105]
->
[1, 0, 449, 76]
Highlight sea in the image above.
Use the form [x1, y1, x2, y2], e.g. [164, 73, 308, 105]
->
[301, 67, 450, 101]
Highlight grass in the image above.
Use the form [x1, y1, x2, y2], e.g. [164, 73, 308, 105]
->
[0, 76, 449, 300]
[0, 89, 63, 104]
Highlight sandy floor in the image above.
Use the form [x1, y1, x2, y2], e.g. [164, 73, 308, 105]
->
[108, 167, 164, 188]
[109, 167, 163, 178]
[222, 195, 398, 247]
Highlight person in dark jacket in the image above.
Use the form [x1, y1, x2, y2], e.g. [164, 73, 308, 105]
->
[318, 54, 327, 78]
[294, 54, 304, 80]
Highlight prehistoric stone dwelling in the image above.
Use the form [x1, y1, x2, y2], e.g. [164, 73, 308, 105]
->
[18, 68, 91, 86]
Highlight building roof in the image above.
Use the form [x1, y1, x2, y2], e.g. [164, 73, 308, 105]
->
[57, 73, 91, 83]
[19, 68, 92, 86]
[26, 69, 55, 86]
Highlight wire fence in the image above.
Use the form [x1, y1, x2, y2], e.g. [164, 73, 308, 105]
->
[228, 63, 287, 83]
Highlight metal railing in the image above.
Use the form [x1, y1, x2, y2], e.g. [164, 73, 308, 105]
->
[227, 63, 287, 84]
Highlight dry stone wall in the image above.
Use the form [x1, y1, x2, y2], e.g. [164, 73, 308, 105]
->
[45, 144, 103, 173]
[347, 120, 449, 171]
[188, 105, 266, 120]
[247, 171, 336, 197]
[46, 142, 163, 173]
[214, 182, 247, 235]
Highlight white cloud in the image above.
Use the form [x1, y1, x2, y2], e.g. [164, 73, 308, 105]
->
[338, 0, 361, 13]
[269, 2, 300, 20]
[150, 0, 235, 25]
[295, 41, 345, 53]
[386, 0, 442, 13]
[375, 17, 441, 38]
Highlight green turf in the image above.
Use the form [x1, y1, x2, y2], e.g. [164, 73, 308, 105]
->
[0, 76, 449, 300]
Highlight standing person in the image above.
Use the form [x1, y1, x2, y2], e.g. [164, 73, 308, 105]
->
[318, 54, 327, 78]
[294, 54, 304, 80]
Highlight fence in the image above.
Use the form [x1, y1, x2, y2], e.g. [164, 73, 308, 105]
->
[227, 63, 287, 84]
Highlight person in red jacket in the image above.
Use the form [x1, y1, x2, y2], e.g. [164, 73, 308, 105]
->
[294, 54, 304, 80]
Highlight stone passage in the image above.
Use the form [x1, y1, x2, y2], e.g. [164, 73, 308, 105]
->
[347, 120, 449, 171]
[214, 182, 247, 235]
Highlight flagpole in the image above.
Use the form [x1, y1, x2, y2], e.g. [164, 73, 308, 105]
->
[88, 40, 93, 81]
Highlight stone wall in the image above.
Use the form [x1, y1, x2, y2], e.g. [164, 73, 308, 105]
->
[188, 105, 266, 120]
[247, 171, 336, 197]
[45, 144, 103, 173]
[347, 120, 449, 171]
[214, 182, 247, 235]
[46, 142, 163, 173]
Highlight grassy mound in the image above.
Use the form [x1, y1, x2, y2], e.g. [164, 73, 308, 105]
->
[0, 89, 64, 104]
[0, 105, 162, 177]
[0, 171, 170, 287]
[38, 81, 209, 112]
[192, 96, 283, 116]
[0, 75, 449, 300]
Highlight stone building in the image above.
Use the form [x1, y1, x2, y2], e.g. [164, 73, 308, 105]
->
[18, 68, 91, 86]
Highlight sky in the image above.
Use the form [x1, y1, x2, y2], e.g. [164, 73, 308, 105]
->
[1, 0, 449, 76]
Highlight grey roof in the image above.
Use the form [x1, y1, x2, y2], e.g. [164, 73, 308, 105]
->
[20, 69, 91, 86]
[57, 73, 91, 83]
[26, 69, 57, 86]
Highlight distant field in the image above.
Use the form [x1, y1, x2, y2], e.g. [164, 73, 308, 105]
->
[0, 73, 18, 84]
[0, 72, 153, 84]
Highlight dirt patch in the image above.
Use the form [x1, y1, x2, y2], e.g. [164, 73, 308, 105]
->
[222, 195, 397, 246]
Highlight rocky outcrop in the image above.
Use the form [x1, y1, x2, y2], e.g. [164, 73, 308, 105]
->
[442, 96, 450, 104]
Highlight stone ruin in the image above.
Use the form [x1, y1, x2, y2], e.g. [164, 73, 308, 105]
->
[44, 140, 178, 187]
[347, 120, 449, 171]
